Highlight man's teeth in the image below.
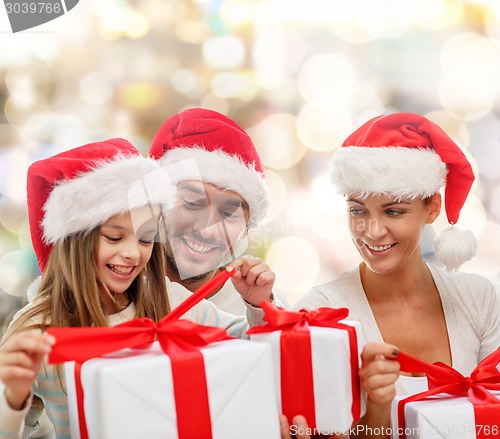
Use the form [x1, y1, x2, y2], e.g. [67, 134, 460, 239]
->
[186, 239, 213, 253]
[367, 244, 394, 252]
[109, 265, 134, 275]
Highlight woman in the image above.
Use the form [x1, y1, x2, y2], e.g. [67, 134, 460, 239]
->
[292, 113, 500, 438]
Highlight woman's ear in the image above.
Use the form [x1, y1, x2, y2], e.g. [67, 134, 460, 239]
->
[426, 193, 442, 224]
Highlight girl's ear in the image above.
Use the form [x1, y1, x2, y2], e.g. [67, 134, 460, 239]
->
[426, 193, 442, 224]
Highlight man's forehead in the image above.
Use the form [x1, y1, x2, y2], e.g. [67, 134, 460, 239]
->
[177, 180, 247, 205]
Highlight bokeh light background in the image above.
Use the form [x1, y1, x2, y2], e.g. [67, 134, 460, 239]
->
[1, 0, 500, 324]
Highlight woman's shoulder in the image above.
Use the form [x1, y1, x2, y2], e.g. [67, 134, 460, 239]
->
[313, 267, 360, 294]
[429, 263, 498, 301]
[295, 267, 360, 310]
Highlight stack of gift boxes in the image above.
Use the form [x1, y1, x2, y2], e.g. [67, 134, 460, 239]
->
[48, 282, 500, 439]
[47, 273, 367, 439]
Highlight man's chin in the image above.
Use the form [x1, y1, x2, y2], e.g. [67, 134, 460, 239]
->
[179, 268, 219, 283]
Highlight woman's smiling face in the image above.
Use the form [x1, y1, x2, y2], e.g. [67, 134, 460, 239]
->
[347, 193, 441, 275]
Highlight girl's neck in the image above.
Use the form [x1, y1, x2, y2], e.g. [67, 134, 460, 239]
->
[102, 292, 131, 315]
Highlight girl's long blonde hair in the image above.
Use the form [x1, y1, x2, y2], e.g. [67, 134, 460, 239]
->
[7, 227, 171, 336]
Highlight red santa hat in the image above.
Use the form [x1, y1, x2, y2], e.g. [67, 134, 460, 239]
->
[149, 108, 269, 227]
[329, 112, 476, 271]
[28, 138, 172, 273]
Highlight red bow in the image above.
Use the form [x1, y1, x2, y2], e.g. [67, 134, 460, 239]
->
[248, 302, 361, 429]
[47, 267, 235, 439]
[397, 348, 500, 439]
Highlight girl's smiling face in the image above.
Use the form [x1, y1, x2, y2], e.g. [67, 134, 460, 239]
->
[97, 205, 160, 306]
[347, 193, 441, 275]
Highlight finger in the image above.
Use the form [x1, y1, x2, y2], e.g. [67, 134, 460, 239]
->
[292, 415, 311, 439]
[365, 382, 397, 404]
[361, 342, 399, 363]
[4, 332, 55, 356]
[280, 415, 292, 439]
[361, 371, 400, 391]
[0, 364, 38, 382]
[0, 351, 41, 370]
[359, 356, 400, 378]
[229, 255, 260, 277]
[241, 264, 269, 286]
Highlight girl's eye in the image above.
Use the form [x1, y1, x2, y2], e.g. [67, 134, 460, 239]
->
[103, 235, 120, 242]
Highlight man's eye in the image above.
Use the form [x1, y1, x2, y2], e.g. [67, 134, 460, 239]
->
[182, 199, 203, 209]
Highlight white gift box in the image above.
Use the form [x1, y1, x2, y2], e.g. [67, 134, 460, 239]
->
[65, 339, 280, 439]
[250, 322, 365, 435]
[391, 392, 500, 439]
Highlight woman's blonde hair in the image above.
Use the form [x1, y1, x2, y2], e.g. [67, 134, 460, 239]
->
[7, 226, 170, 335]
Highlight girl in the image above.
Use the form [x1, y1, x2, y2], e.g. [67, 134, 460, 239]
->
[0, 138, 275, 439]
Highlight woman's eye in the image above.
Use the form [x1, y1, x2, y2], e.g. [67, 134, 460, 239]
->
[139, 237, 155, 244]
[386, 209, 404, 216]
[348, 207, 364, 215]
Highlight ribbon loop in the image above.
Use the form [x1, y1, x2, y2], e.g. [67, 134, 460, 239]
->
[396, 349, 500, 439]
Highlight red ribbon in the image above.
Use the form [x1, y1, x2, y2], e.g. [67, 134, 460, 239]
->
[397, 348, 500, 439]
[47, 268, 235, 439]
[247, 302, 361, 429]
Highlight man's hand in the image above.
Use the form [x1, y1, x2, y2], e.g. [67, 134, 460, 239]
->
[229, 255, 275, 307]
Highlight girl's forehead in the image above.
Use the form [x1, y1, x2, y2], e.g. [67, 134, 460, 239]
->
[103, 205, 161, 231]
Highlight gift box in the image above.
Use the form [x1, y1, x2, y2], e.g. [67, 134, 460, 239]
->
[63, 338, 280, 439]
[390, 350, 500, 439]
[248, 302, 366, 435]
[47, 269, 281, 439]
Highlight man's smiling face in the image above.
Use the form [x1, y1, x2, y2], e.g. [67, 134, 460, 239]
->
[163, 180, 249, 281]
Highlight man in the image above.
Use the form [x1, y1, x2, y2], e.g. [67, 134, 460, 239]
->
[149, 108, 272, 315]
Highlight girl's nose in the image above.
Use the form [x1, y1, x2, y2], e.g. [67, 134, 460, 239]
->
[121, 240, 141, 262]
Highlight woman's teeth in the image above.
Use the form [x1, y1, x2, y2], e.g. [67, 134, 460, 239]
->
[367, 243, 395, 252]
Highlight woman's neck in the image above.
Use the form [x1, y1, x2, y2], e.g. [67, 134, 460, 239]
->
[359, 259, 434, 302]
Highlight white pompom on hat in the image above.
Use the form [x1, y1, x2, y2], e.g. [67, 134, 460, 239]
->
[27, 138, 173, 273]
[149, 108, 269, 228]
[329, 112, 476, 271]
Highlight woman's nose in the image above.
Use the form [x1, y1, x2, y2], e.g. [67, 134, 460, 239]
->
[365, 217, 387, 240]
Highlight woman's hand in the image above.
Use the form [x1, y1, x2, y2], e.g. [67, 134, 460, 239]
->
[0, 331, 55, 410]
[357, 341, 400, 431]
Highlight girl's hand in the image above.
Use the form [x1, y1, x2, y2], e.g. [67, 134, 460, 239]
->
[280, 415, 343, 439]
[229, 255, 275, 307]
[0, 331, 55, 410]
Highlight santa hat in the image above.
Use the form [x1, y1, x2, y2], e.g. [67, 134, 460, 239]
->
[149, 108, 269, 227]
[329, 112, 476, 271]
[27, 138, 172, 273]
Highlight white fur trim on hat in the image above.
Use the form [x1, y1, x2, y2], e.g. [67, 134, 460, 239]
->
[42, 156, 173, 243]
[158, 147, 269, 227]
[329, 146, 447, 199]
